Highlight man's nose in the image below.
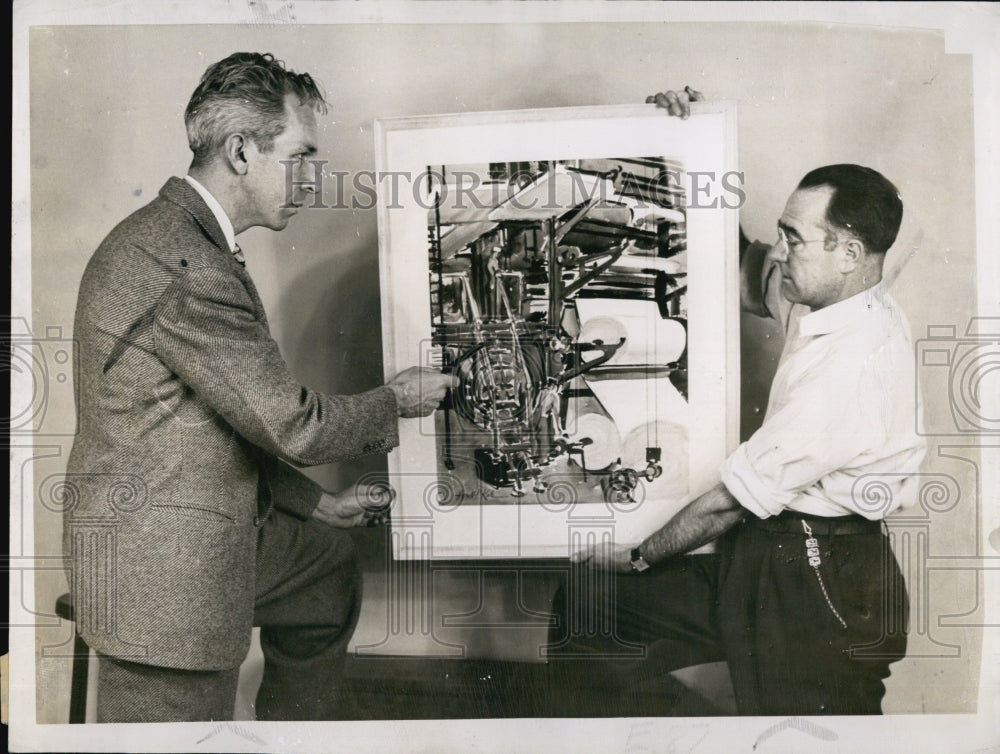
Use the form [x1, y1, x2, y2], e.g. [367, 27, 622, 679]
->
[769, 240, 789, 263]
[293, 161, 320, 195]
[299, 166, 318, 194]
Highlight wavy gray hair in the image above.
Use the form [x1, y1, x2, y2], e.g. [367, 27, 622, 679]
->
[184, 52, 327, 165]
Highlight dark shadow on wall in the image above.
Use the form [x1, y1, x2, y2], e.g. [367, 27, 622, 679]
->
[279, 241, 390, 495]
[739, 311, 783, 441]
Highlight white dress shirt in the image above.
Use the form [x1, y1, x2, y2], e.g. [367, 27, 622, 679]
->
[721, 277, 926, 520]
[184, 174, 237, 253]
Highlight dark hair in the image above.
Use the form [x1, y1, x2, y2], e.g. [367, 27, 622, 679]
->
[184, 52, 327, 165]
[797, 164, 903, 255]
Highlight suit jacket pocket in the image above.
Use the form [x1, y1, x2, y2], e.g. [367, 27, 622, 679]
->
[154, 503, 236, 523]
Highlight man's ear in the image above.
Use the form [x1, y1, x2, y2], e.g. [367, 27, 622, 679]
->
[224, 134, 249, 175]
[839, 237, 865, 272]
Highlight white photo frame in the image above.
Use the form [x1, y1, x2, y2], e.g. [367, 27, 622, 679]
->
[375, 103, 740, 559]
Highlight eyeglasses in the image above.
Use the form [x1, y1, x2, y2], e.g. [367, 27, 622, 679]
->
[776, 226, 828, 252]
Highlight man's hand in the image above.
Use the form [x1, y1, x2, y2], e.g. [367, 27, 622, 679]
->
[387, 367, 458, 418]
[569, 540, 637, 574]
[646, 85, 705, 119]
[311, 482, 395, 528]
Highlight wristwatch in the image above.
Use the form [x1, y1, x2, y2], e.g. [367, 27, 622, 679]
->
[629, 546, 650, 573]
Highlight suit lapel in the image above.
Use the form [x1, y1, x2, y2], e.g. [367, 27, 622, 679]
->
[159, 176, 232, 257]
[159, 177, 269, 328]
[239, 266, 270, 329]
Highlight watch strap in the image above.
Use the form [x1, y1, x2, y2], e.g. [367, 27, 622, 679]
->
[630, 547, 650, 573]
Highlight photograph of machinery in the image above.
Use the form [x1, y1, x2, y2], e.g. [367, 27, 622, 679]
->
[426, 157, 691, 507]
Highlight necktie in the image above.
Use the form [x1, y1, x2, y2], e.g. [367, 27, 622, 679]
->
[232, 243, 246, 266]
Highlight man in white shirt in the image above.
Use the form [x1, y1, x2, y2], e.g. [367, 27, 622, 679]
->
[558, 163, 925, 715]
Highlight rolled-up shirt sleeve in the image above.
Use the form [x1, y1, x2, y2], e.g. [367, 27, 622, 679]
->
[720, 358, 875, 518]
[721, 443, 794, 518]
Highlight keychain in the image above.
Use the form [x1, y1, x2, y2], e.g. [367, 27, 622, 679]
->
[802, 520, 847, 629]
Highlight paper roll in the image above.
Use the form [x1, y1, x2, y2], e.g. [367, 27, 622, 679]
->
[563, 393, 620, 471]
[578, 314, 627, 355]
[584, 376, 690, 441]
[577, 299, 686, 366]
[564, 412, 621, 471]
[621, 420, 689, 500]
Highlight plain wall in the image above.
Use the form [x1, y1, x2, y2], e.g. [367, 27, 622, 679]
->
[28, 22, 979, 722]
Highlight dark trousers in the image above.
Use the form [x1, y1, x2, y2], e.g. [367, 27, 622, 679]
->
[547, 512, 909, 716]
[96, 510, 361, 722]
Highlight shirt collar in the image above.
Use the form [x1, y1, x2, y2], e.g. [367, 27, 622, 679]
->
[184, 175, 237, 253]
[798, 282, 889, 337]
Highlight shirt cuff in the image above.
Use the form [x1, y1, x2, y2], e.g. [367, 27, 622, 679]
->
[719, 443, 796, 519]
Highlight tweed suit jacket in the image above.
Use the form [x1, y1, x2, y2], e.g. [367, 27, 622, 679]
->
[65, 177, 399, 670]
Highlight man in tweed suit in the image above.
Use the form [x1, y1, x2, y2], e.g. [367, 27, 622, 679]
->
[65, 52, 454, 722]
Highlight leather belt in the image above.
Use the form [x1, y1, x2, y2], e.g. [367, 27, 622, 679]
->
[750, 509, 882, 536]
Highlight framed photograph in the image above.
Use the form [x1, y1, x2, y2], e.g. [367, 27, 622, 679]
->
[376, 103, 740, 558]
